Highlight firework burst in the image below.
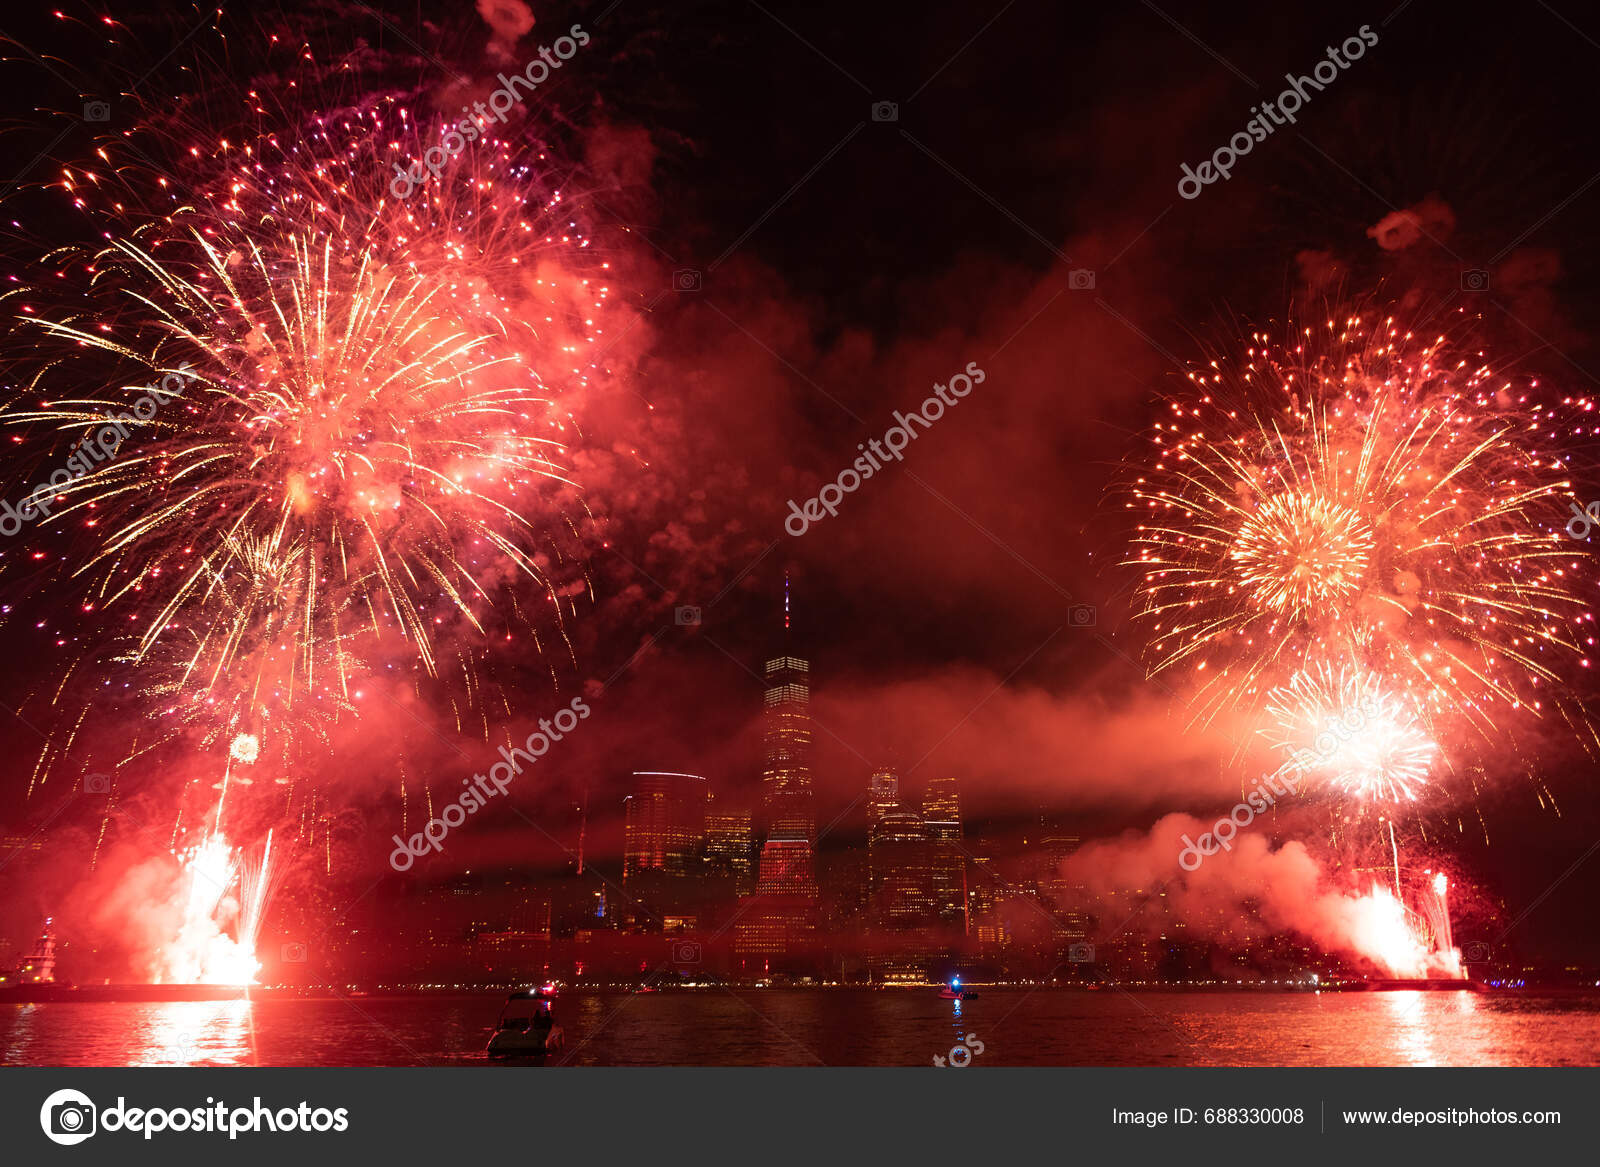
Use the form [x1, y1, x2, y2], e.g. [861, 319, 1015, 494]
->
[9, 213, 581, 678]
[1263, 662, 1437, 803]
[2, 70, 612, 807]
[1124, 309, 1597, 758]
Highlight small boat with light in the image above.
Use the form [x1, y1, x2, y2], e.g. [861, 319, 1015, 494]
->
[486, 986, 565, 1057]
[938, 977, 979, 1000]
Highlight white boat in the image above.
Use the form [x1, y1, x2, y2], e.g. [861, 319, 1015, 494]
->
[486, 987, 565, 1057]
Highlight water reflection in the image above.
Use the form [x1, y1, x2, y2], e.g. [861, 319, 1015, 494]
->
[5, 989, 1594, 1066]
[3, 1003, 43, 1063]
[132, 1000, 255, 1066]
[1382, 991, 1435, 1065]
[1382, 989, 1481, 1066]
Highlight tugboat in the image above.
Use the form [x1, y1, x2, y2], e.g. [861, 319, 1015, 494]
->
[486, 986, 565, 1057]
[1, 918, 59, 988]
[938, 976, 979, 1000]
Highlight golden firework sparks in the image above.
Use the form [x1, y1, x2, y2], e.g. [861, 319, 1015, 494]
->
[1123, 310, 1597, 745]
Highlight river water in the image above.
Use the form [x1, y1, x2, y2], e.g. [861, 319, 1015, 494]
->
[4, 989, 1597, 1066]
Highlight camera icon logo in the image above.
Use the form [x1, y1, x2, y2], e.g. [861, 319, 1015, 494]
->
[1068, 268, 1096, 290]
[675, 605, 701, 626]
[871, 101, 899, 122]
[1461, 268, 1490, 292]
[1462, 941, 1491, 963]
[672, 940, 702, 963]
[672, 268, 702, 292]
[40, 1089, 97, 1145]
[281, 941, 308, 963]
[1068, 942, 1095, 963]
[82, 773, 110, 794]
[1068, 603, 1096, 627]
[83, 101, 110, 122]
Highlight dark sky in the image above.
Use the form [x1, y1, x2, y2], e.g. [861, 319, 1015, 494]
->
[3, 0, 1600, 961]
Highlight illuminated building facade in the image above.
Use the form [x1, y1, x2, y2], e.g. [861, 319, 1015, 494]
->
[622, 771, 709, 881]
[761, 653, 814, 842]
[922, 777, 967, 929]
[869, 810, 937, 928]
[923, 775, 960, 823]
[704, 800, 755, 893]
[734, 838, 819, 961]
[1034, 816, 1087, 943]
[867, 766, 899, 827]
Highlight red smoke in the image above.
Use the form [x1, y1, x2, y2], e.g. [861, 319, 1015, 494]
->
[1061, 813, 1460, 977]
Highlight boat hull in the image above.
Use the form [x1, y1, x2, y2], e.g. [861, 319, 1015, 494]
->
[486, 1026, 564, 1057]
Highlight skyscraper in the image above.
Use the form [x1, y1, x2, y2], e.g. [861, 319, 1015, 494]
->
[622, 772, 708, 881]
[923, 776, 960, 825]
[869, 810, 937, 928]
[755, 837, 817, 895]
[761, 578, 814, 842]
[867, 766, 899, 828]
[1034, 814, 1087, 946]
[739, 578, 820, 967]
[703, 797, 755, 893]
[867, 808, 942, 980]
[734, 838, 819, 963]
[922, 777, 967, 929]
